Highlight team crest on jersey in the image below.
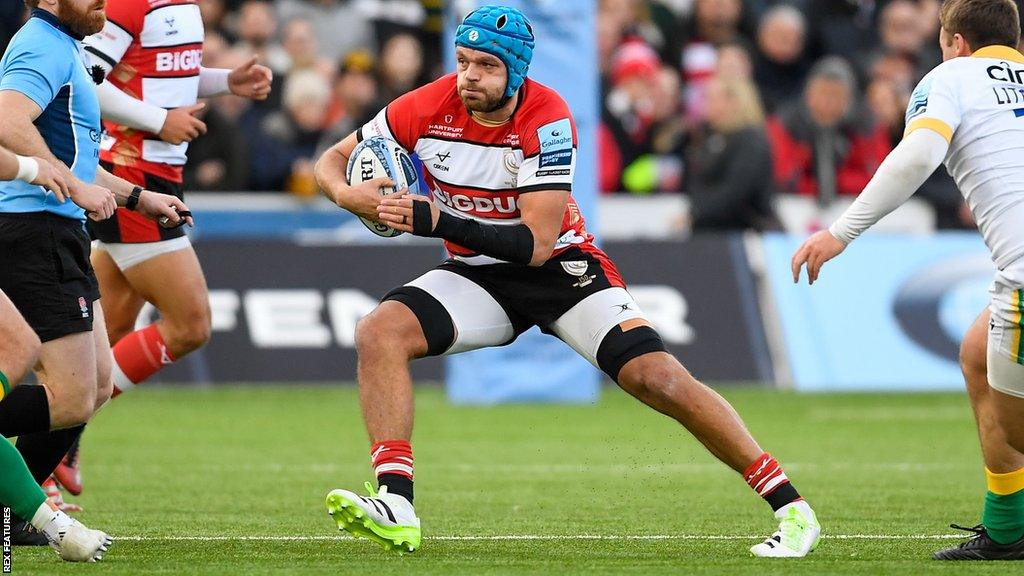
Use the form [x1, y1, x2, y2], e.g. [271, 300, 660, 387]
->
[78, 297, 89, 318]
[502, 150, 520, 175]
[561, 260, 589, 277]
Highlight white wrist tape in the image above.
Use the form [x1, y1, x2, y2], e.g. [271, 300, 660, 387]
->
[15, 155, 38, 183]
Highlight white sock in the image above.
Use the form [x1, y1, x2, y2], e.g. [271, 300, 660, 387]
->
[30, 503, 72, 541]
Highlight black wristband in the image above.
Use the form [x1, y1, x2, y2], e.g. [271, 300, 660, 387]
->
[125, 186, 143, 211]
[427, 210, 535, 265]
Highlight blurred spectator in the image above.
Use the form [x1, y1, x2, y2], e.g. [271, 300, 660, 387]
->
[684, 76, 778, 231]
[766, 56, 891, 202]
[864, 0, 940, 82]
[679, 0, 745, 123]
[234, 0, 289, 73]
[281, 18, 334, 80]
[601, 39, 662, 192]
[198, 0, 235, 43]
[248, 70, 332, 194]
[868, 50, 918, 91]
[277, 0, 375, 62]
[375, 33, 425, 105]
[805, 0, 879, 63]
[321, 50, 379, 153]
[753, 5, 811, 113]
[620, 66, 686, 194]
[716, 42, 753, 80]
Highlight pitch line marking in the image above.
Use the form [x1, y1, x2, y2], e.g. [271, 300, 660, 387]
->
[117, 534, 965, 542]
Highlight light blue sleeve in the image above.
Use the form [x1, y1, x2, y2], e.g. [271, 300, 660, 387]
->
[0, 35, 67, 112]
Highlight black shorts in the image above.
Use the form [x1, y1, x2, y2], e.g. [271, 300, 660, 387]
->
[0, 212, 98, 342]
[89, 161, 186, 243]
[382, 245, 652, 369]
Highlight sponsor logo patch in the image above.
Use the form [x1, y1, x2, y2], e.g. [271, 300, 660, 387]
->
[537, 118, 573, 169]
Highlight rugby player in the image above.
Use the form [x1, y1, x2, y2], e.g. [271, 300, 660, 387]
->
[0, 0, 192, 539]
[316, 5, 821, 557]
[792, 0, 1024, 560]
[49, 0, 272, 496]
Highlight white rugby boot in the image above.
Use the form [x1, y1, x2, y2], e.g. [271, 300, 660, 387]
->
[750, 501, 821, 557]
[38, 509, 112, 562]
[326, 482, 421, 554]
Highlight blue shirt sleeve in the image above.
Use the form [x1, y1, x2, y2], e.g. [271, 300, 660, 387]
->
[0, 36, 68, 112]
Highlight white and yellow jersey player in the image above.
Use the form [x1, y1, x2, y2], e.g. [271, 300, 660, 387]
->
[793, 0, 1024, 561]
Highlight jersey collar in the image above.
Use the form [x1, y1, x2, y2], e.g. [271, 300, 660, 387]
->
[30, 8, 85, 41]
[971, 45, 1024, 64]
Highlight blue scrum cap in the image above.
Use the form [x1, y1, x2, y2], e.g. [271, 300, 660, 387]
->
[455, 5, 535, 98]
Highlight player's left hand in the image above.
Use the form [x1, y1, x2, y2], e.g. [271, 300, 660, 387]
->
[228, 56, 273, 101]
[791, 230, 847, 285]
[378, 194, 437, 235]
[135, 190, 195, 228]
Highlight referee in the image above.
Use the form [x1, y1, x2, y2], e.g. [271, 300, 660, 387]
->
[0, 0, 193, 537]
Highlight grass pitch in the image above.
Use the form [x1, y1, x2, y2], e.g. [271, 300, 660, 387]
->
[11, 385, 1016, 575]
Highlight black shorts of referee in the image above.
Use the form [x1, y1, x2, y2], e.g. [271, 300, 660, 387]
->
[0, 212, 98, 342]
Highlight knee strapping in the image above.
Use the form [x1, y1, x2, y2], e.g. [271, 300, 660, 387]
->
[596, 325, 666, 382]
[381, 286, 455, 357]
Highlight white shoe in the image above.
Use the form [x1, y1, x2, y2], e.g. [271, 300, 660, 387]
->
[48, 519, 112, 562]
[326, 482, 421, 553]
[750, 501, 821, 558]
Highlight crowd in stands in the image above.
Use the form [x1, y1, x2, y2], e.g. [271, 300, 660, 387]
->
[3, 0, 1023, 231]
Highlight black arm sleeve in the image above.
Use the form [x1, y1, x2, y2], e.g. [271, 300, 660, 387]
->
[412, 202, 534, 264]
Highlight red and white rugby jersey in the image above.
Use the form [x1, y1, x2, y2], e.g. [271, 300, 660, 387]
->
[85, 0, 203, 183]
[359, 74, 594, 265]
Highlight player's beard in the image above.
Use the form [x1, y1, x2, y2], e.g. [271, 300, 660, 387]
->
[458, 82, 507, 114]
[58, 0, 107, 37]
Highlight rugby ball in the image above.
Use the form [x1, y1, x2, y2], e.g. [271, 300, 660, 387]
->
[345, 136, 420, 237]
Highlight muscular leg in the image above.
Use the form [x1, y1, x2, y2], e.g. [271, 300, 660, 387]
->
[0, 290, 40, 387]
[16, 330, 98, 483]
[353, 301, 429, 443]
[91, 249, 146, 346]
[961, 309, 1024, 473]
[93, 246, 210, 395]
[121, 247, 211, 359]
[616, 349, 762, 473]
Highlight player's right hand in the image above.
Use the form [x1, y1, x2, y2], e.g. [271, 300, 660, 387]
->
[159, 103, 208, 145]
[69, 180, 117, 221]
[135, 190, 194, 228]
[791, 230, 847, 285]
[29, 157, 70, 203]
[330, 177, 396, 221]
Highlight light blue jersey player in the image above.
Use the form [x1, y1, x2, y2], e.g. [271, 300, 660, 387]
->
[0, 7, 102, 219]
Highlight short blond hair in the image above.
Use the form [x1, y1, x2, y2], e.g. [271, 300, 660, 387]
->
[940, 0, 1020, 50]
[709, 77, 765, 133]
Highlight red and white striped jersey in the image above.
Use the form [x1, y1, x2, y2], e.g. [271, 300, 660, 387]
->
[84, 0, 203, 183]
[359, 74, 592, 264]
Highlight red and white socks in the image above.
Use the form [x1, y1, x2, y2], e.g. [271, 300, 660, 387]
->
[744, 452, 804, 512]
[371, 440, 414, 504]
[110, 325, 175, 397]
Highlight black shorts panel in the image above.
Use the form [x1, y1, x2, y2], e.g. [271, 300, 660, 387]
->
[436, 245, 625, 335]
[0, 213, 98, 342]
[89, 161, 186, 243]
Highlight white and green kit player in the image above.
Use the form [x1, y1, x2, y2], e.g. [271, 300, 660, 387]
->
[794, 0, 1024, 560]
